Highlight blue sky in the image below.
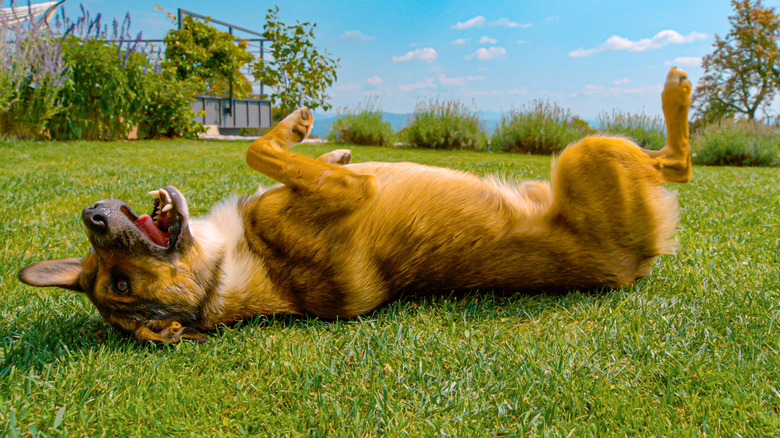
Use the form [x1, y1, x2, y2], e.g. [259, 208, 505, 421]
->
[44, 0, 780, 118]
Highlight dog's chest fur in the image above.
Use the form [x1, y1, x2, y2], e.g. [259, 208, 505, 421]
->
[187, 162, 568, 324]
[189, 195, 300, 325]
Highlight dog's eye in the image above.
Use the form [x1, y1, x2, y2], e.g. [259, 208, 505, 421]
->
[113, 279, 130, 295]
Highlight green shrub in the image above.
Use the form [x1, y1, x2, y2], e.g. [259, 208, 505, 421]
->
[597, 109, 665, 150]
[49, 37, 151, 140]
[691, 119, 779, 166]
[404, 98, 486, 150]
[327, 99, 394, 146]
[137, 72, 205, 139]
[491, 100, 590, 154]
[163, 15, 255, 98]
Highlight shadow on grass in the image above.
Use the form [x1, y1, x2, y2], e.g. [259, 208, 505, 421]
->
[0, 313, 141, 377]
[217, 285, 616, 334]
[2, 284, 618, 376]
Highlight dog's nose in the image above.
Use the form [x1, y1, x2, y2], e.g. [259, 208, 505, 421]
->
[83, 203, 108, 234]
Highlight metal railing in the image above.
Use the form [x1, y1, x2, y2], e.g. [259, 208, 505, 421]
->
[177, 8, 270, 115]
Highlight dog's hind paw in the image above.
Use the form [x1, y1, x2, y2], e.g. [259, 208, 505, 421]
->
[663, 67, 692, 104]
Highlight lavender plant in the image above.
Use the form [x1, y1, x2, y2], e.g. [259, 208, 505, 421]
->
[597, 109, 665, 151]
[404, 98, 487, 150]
[53, 5, 161, 72]
[491, 100, 591, 154]
[0, 3, 67, 139]
[327, 98, 395, 146]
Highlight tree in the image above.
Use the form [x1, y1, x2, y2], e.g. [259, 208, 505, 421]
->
[253, 6, 339, 117]
[693, 0, 780, 124]
[163, 15, 254, 98]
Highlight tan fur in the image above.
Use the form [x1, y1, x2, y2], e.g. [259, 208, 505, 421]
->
[18, 68, 693, 343]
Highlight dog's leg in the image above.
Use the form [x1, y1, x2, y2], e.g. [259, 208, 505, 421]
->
[246, 108, 375, 209]
[256, 107, 315, 151]
[640, 67, 692, 183]
[546, 69, 692, 286]
[317, 149, 352, 165]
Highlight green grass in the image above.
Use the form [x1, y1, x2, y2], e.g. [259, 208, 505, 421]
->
[1, 139, 779, 436]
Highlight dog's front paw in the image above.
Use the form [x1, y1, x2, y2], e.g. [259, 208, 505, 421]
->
[317, 149, 353, 165]
[276, 108, 314, 148]
[332, 149, 352, 165]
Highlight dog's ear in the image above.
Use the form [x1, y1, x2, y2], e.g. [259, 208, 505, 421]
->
[18, 258, 85, 292]
[134, 321, 207, 344]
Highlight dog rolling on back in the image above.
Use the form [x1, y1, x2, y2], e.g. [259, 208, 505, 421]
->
[19, 68, 693, 343]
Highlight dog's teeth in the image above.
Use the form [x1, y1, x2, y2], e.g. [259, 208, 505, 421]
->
[148, 190, 160, 198]
[161, 189, 172, 204]
[162, 203, 173, 212]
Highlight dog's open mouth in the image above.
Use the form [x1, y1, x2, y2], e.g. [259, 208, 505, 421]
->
[125, 188, 182, 248]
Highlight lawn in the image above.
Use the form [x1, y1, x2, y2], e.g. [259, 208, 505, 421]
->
[1, 139, 779, 436]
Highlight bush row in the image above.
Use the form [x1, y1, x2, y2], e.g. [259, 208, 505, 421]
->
[47, 37, 204, 141]
[691, 119, 779, 166]
[492, 100, 590, 154]
[327, 98, 394, 147]
[328, 99, 779, 166]
[0, 9, 209, 140]
[328, 98, 657, 155]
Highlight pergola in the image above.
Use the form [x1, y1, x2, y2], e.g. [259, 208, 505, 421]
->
[0, 1, 64, 27]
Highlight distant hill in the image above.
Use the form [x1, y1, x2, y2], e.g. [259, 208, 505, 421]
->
[309, 112, 409, 138]
[309, 111, 504, 138]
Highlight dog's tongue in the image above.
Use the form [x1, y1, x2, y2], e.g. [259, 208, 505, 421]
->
[133, 214, 168, 246]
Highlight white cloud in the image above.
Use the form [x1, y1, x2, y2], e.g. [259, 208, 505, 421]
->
[572, 83, 663, 98]
[337, 30, 376, 43]
[366, 76, 383, 86]
[439, 74, 466, 87]
[613, 78, 631, 85]
[466, 86, 527, 97]
[438, 74, 485, 87]
[334, 82, 361, 93]
[466, 47, 507, 61]
[508, 87, 528, 96]
[570, 30, 708, 57]
[665, 56, 701, 67]
[517, 40, 529, 45]
[541, 90, 565, 99]
[453, 16, 486, 30]
[451, 38, 467, 45]
[478, 35, 498, 44]
[569, 47, 599, 58]
[393, 47, 437, 63]
[489, 18, 524, 28]
[453, 16, 527, 30]
[399, 78, 436, 92]
[466, 89, 501, 97]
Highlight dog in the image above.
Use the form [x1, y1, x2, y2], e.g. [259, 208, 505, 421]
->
[18, 68, 693, 343]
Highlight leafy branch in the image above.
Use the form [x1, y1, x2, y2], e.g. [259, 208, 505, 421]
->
[253, 6, 339, 117]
